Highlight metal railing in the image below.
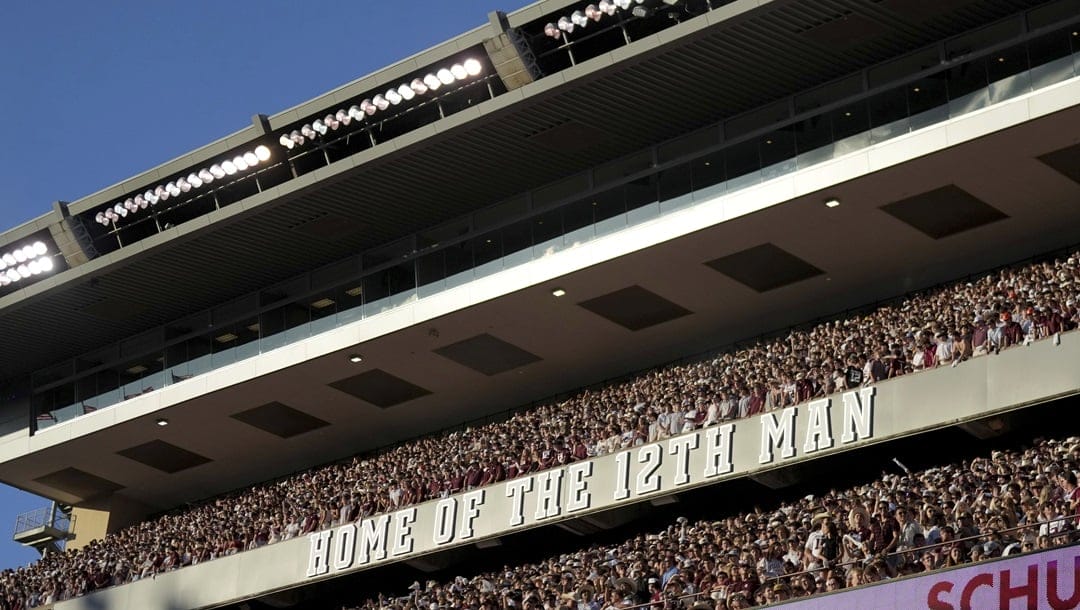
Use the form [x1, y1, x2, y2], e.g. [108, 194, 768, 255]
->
[13, 504, 70, 537]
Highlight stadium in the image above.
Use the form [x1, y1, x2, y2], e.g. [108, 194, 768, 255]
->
[2, 0, 1080, 608]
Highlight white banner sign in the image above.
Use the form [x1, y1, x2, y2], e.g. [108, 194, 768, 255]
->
[306, 388, 877, 577]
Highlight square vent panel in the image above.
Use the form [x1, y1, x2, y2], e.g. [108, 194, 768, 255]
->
[117, 440, 212, 474]
[34, 468, 123, 500]
[434, 334, 541, 376]
[1038, 143, 1080, 186]
[881, 185, 1008, 239]
[231, 402, 330, 439]
[330, 369, 432, 408]
[706, 244, 824, 292]
[578, 286, 692, 331]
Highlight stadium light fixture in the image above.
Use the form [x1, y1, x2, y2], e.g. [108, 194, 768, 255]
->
[273, 57, 487, 156]
[93, 145, 274, 226]
[544, 22, 561, 39]
[0, 241, 56, 287]
[824, 198, 841, 208]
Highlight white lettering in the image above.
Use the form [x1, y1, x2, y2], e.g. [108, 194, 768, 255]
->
[803, 398, 834, 454]
[306, 530, 332, 577]
[460, 490, 485, 539]
[534, 469, 564, 520]
[759, 407, 798, 464]
[669, 433, 699, 486]
[704, 424, 735, 478]
[332, 523, 356, 571]
[614, 450, 631, 500]
[391, 508, 417, 557]
[357, 514, 389, 565]
[505, 476, 533, 527]
[636, 444, 663, 494]
[566, 461, 593, 513]
[841, 387, 876, 443]
[433, 498, 457, 546]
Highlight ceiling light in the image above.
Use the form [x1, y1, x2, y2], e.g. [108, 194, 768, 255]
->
[311, 298, 336, 309]
[155, 418, 169, 427]
[552, 288, 567, 297]
[824, 198, 841, 208]
[348, 354, 364, 364]
[214, 332, 238, 344]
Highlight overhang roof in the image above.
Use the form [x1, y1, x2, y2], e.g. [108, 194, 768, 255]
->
[0, 0, 1057, 379]
[3, 100, 1079, 509]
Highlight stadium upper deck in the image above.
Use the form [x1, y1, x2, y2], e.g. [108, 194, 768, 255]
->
[1, 0, 1080, 572]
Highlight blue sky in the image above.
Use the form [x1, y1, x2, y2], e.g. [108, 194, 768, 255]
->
[0, 0, 527, 571]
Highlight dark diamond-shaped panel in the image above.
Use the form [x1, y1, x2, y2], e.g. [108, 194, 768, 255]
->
[578, 286, 692, 331]
[117, 440, 212, 474]
[706, 244, 824, 293]
[34, 468, 123, 500]
[881, 185, 1008, 239]
[434, 333, 542, 376]
[1038, 143, 1080, 186]
[231, 402, 330, 439]
[330, 369, 432, 408]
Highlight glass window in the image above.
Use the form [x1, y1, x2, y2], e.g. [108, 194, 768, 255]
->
[691, 151, 725, 191]
[657, 162, 692, 201]
[624, 175, 658, 211]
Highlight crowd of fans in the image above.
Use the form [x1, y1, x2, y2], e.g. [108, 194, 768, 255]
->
[0, 250, 1077, 608]
[341, 435, 1080, 609]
